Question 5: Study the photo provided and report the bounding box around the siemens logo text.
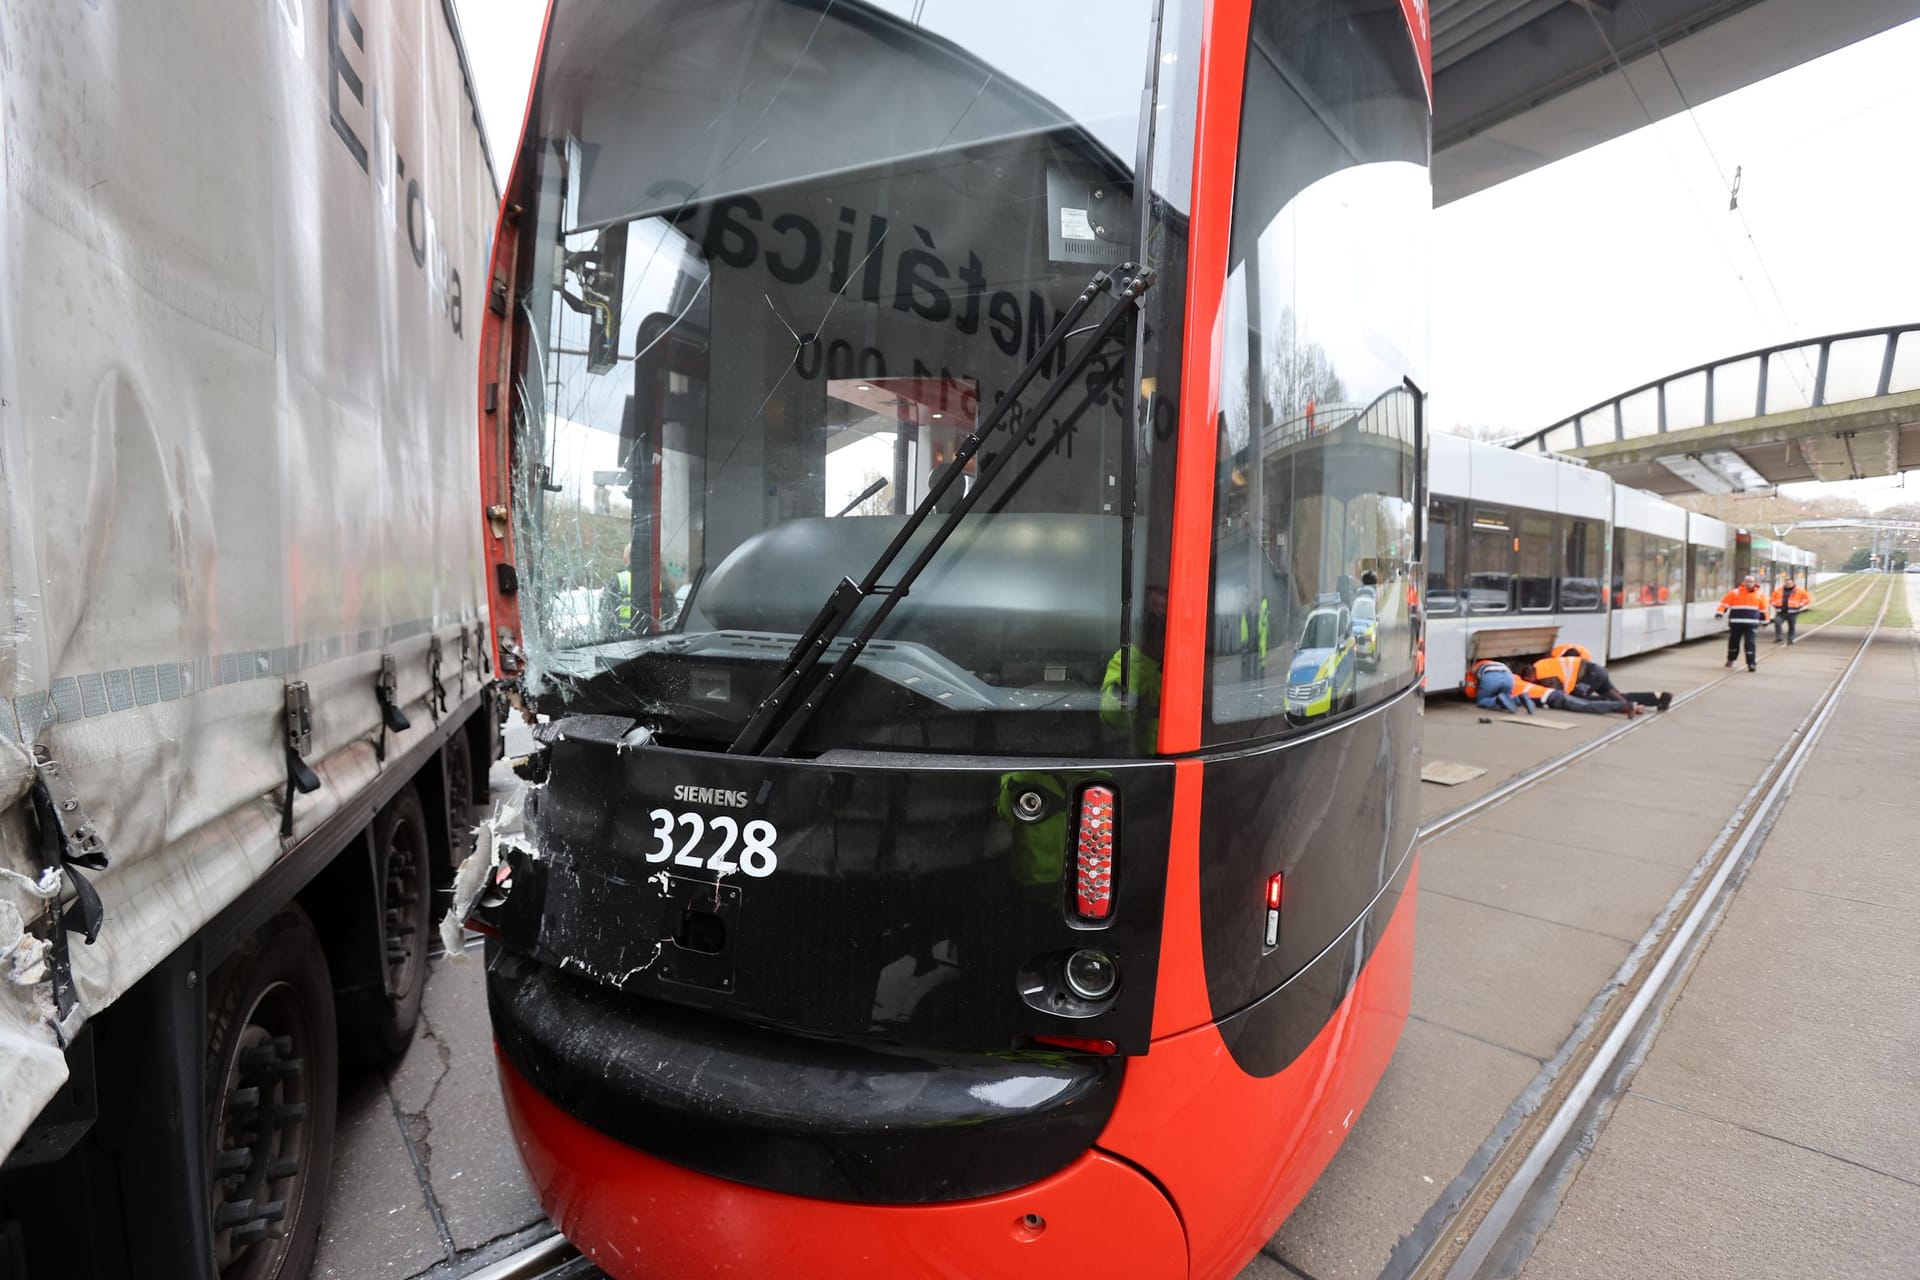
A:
[672,785,749,809]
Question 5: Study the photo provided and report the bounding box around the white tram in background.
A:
[1426,434,1819,691]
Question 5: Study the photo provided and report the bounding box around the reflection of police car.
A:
[1351,593,1380,666]
[1285,600,1356,722]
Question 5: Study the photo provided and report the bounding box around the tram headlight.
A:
[1064,948,1118,1001]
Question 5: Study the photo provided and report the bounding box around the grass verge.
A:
[1832,575,1909,629]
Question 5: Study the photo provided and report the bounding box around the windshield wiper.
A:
[728,264,1156,757]
[833,476,889,517]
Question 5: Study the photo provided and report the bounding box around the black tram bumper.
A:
[486,946,1125,1204]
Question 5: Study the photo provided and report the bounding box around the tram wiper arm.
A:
[834,476,889,517]
[732,266,1156,758]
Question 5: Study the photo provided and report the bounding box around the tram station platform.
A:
[308,578,1920,1280]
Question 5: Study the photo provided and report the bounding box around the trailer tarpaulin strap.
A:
[26,758,107,1045]
[429,636,450,725]
[375,655,414,764]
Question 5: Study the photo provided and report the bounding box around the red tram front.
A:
[472,1,1432,1275]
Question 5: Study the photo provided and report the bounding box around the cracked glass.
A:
[508,0,1165,756]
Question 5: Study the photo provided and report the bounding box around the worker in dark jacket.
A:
[1530,643,1673,712]
[1470,658,1633,716]
[1717,576,1770,671]
[1771,575,1812,645]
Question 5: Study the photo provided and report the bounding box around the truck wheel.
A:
[205,906,338,1280]
[358,786,432,1060]
[444,729,476,860]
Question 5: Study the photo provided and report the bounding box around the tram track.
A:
[1394,573,1898,1280]
[422,579,1897,1280]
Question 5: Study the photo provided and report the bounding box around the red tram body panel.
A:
[473,0,1432,1275]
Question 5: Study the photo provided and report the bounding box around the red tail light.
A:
[1265,873,1283,948]
[1074,785,1116,920]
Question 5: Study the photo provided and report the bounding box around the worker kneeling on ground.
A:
[1467,658,1628,716]
[1529,643,1672,714]
[1716,575,1770,671]
[1771,575,1811,645]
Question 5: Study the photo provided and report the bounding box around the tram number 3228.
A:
[646,808,782,877]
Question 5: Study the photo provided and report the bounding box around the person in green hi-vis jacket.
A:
[994,771,1072,890]
[997,587,1167,889]
[1102,584,1167,754]
[1237,595,1270,678]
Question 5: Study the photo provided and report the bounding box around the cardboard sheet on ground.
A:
[1421,761,1487,786]
[1497,714,1575,730]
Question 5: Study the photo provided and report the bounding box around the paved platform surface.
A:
[1520,578,1920,1280]
[312,575,1913,1280]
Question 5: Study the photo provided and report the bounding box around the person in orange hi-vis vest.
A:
[1469,657,1630,716]
[1528,642,1673,714]
[1716,575,1770,672]
[1770,574,1812,646]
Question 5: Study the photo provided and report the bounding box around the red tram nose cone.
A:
[1074,785,1117,919]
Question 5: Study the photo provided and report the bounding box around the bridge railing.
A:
[1512,323,1920,454]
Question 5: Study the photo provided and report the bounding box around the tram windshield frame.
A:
[503,0,1179,758]
[495,0,1430,758]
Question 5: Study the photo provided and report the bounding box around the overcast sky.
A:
[450,4,1920,506]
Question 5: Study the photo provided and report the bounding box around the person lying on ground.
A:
[1529,644,1673,713]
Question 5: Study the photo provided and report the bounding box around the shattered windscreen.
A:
[512,0,1162,755]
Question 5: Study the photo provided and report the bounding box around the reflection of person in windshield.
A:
[1239,596,1269,678]
[1101,585,1167,752]
[601,543,635,637]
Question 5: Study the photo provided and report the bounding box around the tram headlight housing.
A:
[1064,948,1118,1001]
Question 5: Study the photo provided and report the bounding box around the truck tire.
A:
[204,905,339,1280]
[444,728,476,861]
[343,786,432,1062]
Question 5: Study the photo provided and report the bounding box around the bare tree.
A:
[1262,308,1346,423]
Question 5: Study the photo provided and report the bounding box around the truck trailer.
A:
[0,2,501,1276]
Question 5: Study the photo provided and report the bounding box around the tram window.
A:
[1617,530,1682,606]
[1427,498,1463,617]
[1656,535,1685,603]
[1203,0,1429,743]
[1613,531,1631,607]
[1468,506,1514,614]
[1618,530,1646,606]
[1559,516,1604,611]
[1517,509,1556,611]
[1691,544,1729,602]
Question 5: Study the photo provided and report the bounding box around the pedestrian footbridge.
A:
[1510,323,1920,495]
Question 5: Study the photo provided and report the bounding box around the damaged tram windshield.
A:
[512,0,1163,755]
